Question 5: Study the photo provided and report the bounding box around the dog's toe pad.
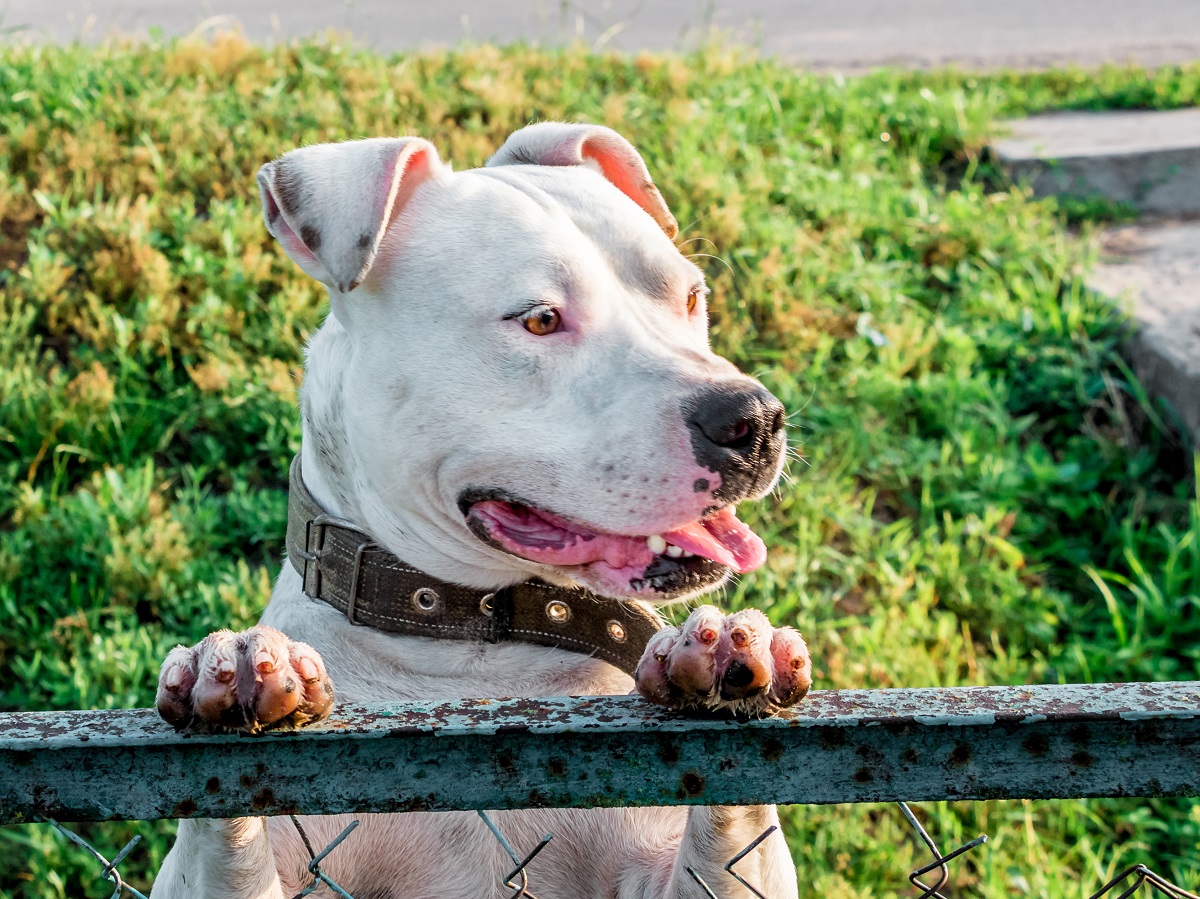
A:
[155,625,335,733]
[634,605,810,716]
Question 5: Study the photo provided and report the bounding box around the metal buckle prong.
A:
[301,517,328,598]
[346,540,379,626]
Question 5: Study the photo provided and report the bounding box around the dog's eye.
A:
[521,306,562,336]
[686,286,704,315]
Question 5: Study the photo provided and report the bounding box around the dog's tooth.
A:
[647,535,667,554]
[666,544,684,558]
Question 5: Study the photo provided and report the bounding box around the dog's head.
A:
[259,124,786,602]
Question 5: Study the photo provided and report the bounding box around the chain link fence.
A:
[38,801,1198,898]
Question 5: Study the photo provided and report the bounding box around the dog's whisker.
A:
[685,251,735,278]
[677,235,719,254]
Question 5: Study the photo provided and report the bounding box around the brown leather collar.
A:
[285,455,663,675]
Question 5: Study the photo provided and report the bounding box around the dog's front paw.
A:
[155,625,335,733]
[634,605,810,716]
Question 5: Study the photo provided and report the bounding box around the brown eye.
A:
[522,306,561,336]
[687,286,703,314]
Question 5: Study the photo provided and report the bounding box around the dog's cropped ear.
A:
[487,123,678,240]
[257,138,443,294]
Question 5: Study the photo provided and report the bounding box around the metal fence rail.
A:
[3,682,1198,825]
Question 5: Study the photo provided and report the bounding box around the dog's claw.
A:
[296,656,320,683]
[634,605,811,717]
[155,625,335,734]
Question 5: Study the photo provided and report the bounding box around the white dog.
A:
[150,123,811,898]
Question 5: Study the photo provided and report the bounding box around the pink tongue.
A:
[470,501,767,574]
[663,506,767,574]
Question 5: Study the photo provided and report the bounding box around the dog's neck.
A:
[296,318,539,592]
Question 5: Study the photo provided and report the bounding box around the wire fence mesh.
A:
[35,801,1198,898]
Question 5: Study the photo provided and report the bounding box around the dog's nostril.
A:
[687,386,786,457]
[722,660,755,692]
[719,419,755,450]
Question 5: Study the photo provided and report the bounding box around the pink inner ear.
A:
[272,212,321,267]
[382,144,435,234]
[582,141,643,206]
[260,177,321,266]
[581,135,678,239]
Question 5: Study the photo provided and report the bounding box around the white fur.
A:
[151,125,799,899]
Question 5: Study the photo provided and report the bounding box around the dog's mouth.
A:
[461,491,766,597]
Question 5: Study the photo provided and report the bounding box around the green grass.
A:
[0,34,1198,897]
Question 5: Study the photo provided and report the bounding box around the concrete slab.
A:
[993,109,1200,217]
[1087,223,1200,446]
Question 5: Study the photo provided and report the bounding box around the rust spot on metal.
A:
[205,777,221,794]
[680,771,705,797]
[173,798,197,817]
[902,748,919,765]
[657,742,681,765]
[761,737,785,761]
[1071,751,1094,767]
[547,757,566,778]
[251,787,276,811]
[495,750,518,777]
[949,743,972,766]
[854,768,873,783]
[240,774,256,789]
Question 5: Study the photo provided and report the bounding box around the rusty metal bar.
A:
[1,682,1197,825]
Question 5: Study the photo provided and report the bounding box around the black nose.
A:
[685,384,786,500]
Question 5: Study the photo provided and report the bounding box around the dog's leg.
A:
[650,805,798,899]
[151,818,285,899]
[631,605,811,898]
[150,625,336,898]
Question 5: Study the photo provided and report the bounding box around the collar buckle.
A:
[300,512,362,601]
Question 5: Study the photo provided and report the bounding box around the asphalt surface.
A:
[4,0,1200,70]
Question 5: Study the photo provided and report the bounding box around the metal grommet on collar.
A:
[606,620,627,643]
[545,600,571,624]
[412,587,440,612]
[479,593,495,617]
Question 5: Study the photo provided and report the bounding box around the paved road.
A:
[4,0,1200,70]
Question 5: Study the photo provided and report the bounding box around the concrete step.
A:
[1086,222,1200,446]
[993,108,1200,216]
